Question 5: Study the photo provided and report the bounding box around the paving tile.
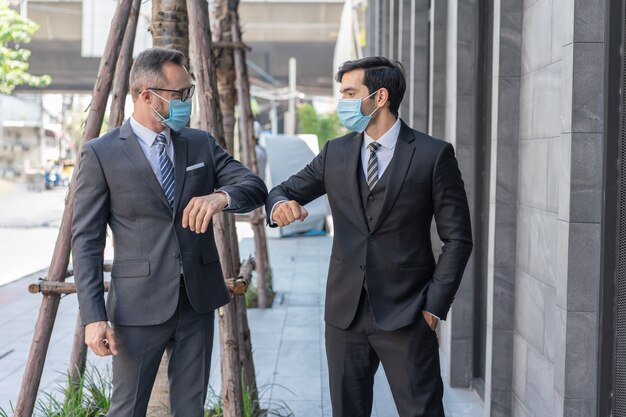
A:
[282,400,323,417]
[272,375,322,402]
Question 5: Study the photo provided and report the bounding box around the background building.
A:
[3,0,354,161]
[365,1,619,416]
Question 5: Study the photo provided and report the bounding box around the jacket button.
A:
[173,253,180,259]
[367,216,373,222]
[368,235,376,241]
[360,265,366,271]
[368,196,375,201]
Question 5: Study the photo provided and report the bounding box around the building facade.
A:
[364,1,622,416]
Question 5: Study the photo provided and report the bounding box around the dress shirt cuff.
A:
[269,200,289,226]
[424,310,442,321]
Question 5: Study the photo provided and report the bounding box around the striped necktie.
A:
[155,133,175,210]
[367,141,382,190]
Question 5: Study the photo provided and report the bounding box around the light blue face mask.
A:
[337,89,381,133]
[150,90,192,133]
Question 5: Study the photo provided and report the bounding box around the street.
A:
[0,180,68,286]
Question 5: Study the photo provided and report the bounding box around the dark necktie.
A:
[367,142,382,190]
[155,133,175,210]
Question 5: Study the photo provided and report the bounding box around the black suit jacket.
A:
[72,120,267,326]
[266,120,472,331]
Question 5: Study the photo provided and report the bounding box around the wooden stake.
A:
[67,314,87,391]
[231,12,272,308]
[74,0,139,384]
[28,263,253,296]
[109,0,142,128]
[213,41,250,50]
[13,1,134,415]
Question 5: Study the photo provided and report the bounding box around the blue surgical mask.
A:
[150,90,192,132]
[337,89,381,133]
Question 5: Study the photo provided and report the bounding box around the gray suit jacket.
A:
[72,120,267,326]
[266,120,472,331]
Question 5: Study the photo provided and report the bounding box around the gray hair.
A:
[129,48,187,100]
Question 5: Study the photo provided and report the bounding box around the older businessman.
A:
[72,47,267,417]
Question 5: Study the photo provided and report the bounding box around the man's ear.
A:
[139,89,152,104]
[377,88,390,108]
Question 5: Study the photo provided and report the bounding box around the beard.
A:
[151,101,170,124]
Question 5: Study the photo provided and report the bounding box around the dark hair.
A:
[335,56,406,117]
[129,48,188,100]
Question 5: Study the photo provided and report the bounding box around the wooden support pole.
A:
[13,2,133,416]
[214,214,245,417]
[28,260,254,296]
[231,12,272,309]
[210,0,237,157]
[67,314,87,391]
[109,0,142,128]
[213,41,251,51]
[234,294,258,410]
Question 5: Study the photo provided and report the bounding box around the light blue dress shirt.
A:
[130,116,174,187]
[129,116,230,207]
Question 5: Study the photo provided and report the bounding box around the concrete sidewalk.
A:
[0,229,483,416]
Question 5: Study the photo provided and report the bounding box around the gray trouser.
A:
[107,286,215,417]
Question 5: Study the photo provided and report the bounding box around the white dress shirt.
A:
[360,117,401,180]
[270,118,402,223]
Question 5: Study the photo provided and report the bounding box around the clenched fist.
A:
[272,200,308,227]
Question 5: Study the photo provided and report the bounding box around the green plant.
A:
[297,103,344,149]
[35,365,111,417]
[19,364,295,417]
[0,0,51,94]
[205,382,294,417]
[244,279,258,308]
[0,403,12,417]
[244,273,276,309]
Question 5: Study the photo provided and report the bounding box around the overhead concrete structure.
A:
[15,0,354,94]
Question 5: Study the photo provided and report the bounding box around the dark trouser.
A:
[107,285,215,417]
[325,290,445,417]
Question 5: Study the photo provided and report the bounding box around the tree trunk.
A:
[148,1,189,415]
[150,0,189,59]
[186,0,247,415]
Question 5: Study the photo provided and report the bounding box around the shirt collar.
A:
[363,118,401,150]
[130,116,171,147]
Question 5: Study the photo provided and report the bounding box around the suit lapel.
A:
[344,132,369,233]
[118,120,171,210]
[370,121,416,233]
[171,130,188,216]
